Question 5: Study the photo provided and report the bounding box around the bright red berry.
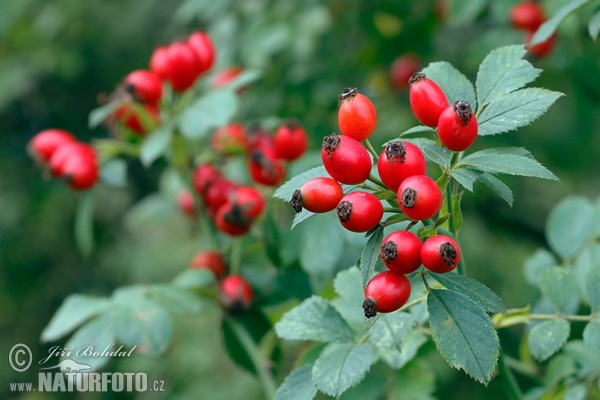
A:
[377,141,426,192]
[149,46,170,79]
[204,178,238,216]
[380,231,422,275]
[212,67,243,89]
[123,70,163,103]
[336,191,383,233]
[61,154,99,191]
[220,274,253,312]
[164,42,201,92]
[232,186,265,219]
[273,120,308,161]
[187,32,215,75]
[409,72,448,127]
[337,88,377,142]
[215,201,253,236]
[177,190,196,218]
[525,31,556,58]
[321,134,372,185]
[437,101,478,151]
[211,123,248,155]
[192,164,222,196]
[363,271,411,318]
[290,177,344,213]
[390,54,420,90]
[49,142,96,178]
[421,235,461,273]
[28,129,77,163]
[398,175,442,221]
[510,1,545,31]
[248,147,286,187]
[115,103,160,135]
[190,250,227,279]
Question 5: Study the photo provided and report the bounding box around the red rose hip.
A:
[409,72,448,127]
[390,54,420,90]
[321,133,372,185]
[377,141,427,192]
[510,1,545,31]
[337,88,377,141]
[398,175,442,221]
[274,120,308,161]
[220,275,253,312]
[336,191,383,232]
[437,101,478,151]
[363,271,411,318]
[380,230,422,275]
[190,250,227,279]
[421,235,460,273]
[123,70,163,103]
[28,129,77,163]
[290,177,343,213]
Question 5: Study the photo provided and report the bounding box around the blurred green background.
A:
[2,0,600,398]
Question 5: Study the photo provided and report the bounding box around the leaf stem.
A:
[363,138,380,161]
[498,351,523,400]
[225,316,277,399]
[367,174,386,188]
[229,238,243,275]
[383,207,403,213]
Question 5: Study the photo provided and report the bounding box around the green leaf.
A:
[524,249,557,287]
[460,147,558,180]
[546,196,594,260]
[477,88,563,136]
[74,191,95,257]
[275,365,317,400]
[291,209,316,229]
[275,296,355,342]
[451,168,481,192]
[379,330,428,369]
[427,289,499,384]
[88,100,124,129]
[423,61,477,109]
[476,45,541,107]
[399,125,435,137]
[311,343,374,397]
[531,0,590,46]
[586,266,600,311]
[146,285,206,315]
[226,69,261,92]
[539,267,580,313]
[171,269,215,289]
[368,312,415,352]
[178,89,238,139]
[63,314,116,371]
[403,138,452,168]
[390,358,436,400]
[431,273,506,314]
[447,0,487,26]
[41,294,111,342]
[583,320,600,354]
[528,318,570,362]
[274,166,328,201]
[333,267,365,331]
[112,299,173,356]
[140,126,172,167]
[358,225,384,286]
[588,10,600,40]
[99,158,127,187]
[478,173,514,206]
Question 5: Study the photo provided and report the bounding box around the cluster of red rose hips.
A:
[511,1,555,58]
[28,129,99,191]
[189,250,253,312]
[290,72,477,318]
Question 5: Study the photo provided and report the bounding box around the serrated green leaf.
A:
[275,296,355,342]
[41,295,112,342]
[478,88,563,136]
[399,125,435,137]
[99,158,127,187]
[583,320,600,354]
[63,314,116,371]
[312,343,374,397]
[275,365,317,400]
[476,45,541,107]
[171,269,215,289]
[274,166,328,201]
[88,100,124,129]
[403,138,452,168]
[451,168,481,192]
[546,196,594,260]
[524,249,557,287]
[543,353,577,388]
[460,147,557,180]
[140,126,172,167]
[586,267,600,311]
[478,173,514,206]
[112,299,172,356]
[431,273,506,314]
[178,89,238,139]
[291,209,315,229]
[369,312,415,352]
[427,289,499,384]
[358,225,384,286]
[75,191,95,257]
[333,267,365,331]
[422,61,477,108]
[379,330,428,369]
[531,0,590,46]
[539,267,580,313]
[528,318,570,361]
[589,10,600,40]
